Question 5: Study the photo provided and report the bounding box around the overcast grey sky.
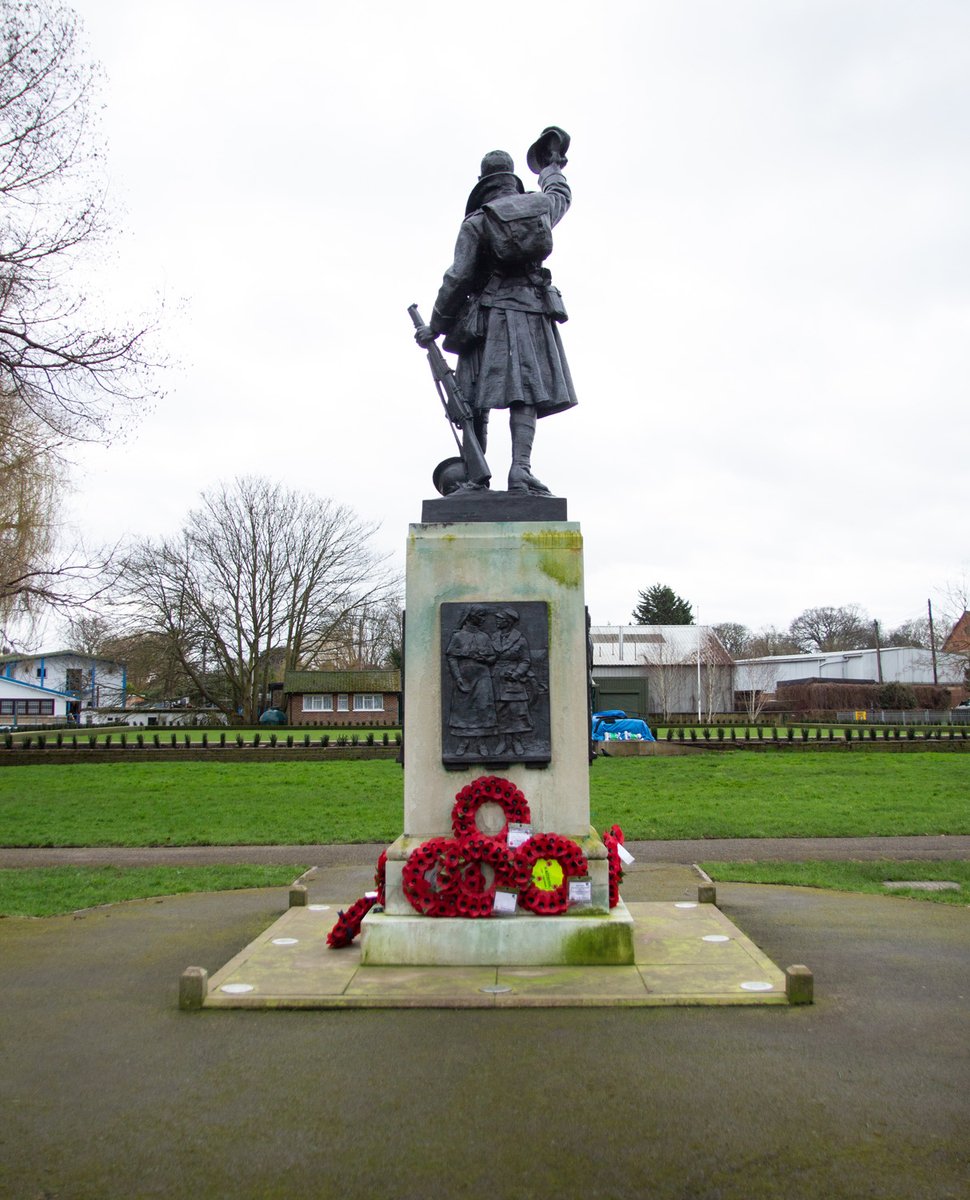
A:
[61,0,970,633]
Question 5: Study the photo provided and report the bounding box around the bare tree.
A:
[744,624,801,658]
[788,605,872,653]
[310,597,403,670]
[0,2,161,640]
[701,630,733,719]
[119,477,393,723]
[738,658,781,721]
[712,621,749,659]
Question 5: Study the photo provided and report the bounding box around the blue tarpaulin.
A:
[591,711,656,741]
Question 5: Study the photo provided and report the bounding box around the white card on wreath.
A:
[492,889,518,915]
[617,844,635,865]
[568,877,592,905]
[506,823,532,850]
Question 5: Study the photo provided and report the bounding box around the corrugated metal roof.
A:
[590,626,733,667]
[283,670,401,693]
[0,649,125,666]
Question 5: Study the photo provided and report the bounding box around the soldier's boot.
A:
[508,405,552,495]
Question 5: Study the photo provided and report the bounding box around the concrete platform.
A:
[201,898,789,1008]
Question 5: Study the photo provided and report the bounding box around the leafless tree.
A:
[701,630,733,719]
[712,621,749,659]
[788,605,872,653]
[0,2,162,639]
[743,624,801,658]
[309,597,403,670]
[119,477,393,723]
[738,658,781,721]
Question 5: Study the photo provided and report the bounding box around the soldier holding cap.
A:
[414,127,576,496]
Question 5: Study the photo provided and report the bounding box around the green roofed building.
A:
[282,670,401,727]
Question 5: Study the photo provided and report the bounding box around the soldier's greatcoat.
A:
[429,165,578,419]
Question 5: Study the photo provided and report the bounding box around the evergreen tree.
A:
[632,584,694,625]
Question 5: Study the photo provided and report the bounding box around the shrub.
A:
[383,732,390,745]
[236,733,244,747]
[38,734,47,749]
[907,727,915,740]
[394,733,402,745]
[183,733,191,748]
[690,729,697,741]
[878,681,918,710]
[845,728,852,741]
[136,733,144,748]
[201,732,208,748]
[351,734,360,746]
[286,734,293,747]
[786,727,794,741]
[24,736,33,749]
[220,732,226,747]
[366,732,375,746]
[56,732,63,748]
[153,733,161,748]
[321,734,330,747]
[702,728,711,740]
[304,734,311,747]
[90,735,98,748]
[744,727,750,740]
[71,735,78,748]
[4,733,12,749]
[253,732,261,747]
[270,733,278,747]
[336,734,348,746]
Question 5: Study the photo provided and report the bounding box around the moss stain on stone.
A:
[561,922,634,965]
[521,531,582,590]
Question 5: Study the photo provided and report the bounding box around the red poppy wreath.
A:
[401,836,464,917]
[602,824,625,909]
[327,893,376,948]
[451,775,531,840]
[516,832,589,915]
[454,831,525,918]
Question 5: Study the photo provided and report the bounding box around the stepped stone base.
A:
[360,900,635,967]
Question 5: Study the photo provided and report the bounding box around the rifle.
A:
[408,304,491,488]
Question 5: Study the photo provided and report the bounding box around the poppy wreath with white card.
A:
[515,833,589,915]
[451,775,531,841]
[602,824,625,908]
[455,831,527,918]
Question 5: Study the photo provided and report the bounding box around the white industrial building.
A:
[734,646,964,694]
[590,625,735,719]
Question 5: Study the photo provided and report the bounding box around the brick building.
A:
[282,670,401,727]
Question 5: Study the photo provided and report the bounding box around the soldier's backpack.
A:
[481,193,554,267]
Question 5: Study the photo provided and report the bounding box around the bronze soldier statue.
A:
[414,127,576,497]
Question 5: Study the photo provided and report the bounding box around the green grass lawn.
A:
[588,753,970,839]
[700,860,970,905]
[0,751,968,846]
[0,864,306,917]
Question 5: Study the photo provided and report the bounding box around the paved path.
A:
[0,876,967,1198]
[2,834,969,868]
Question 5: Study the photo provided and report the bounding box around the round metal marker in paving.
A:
[702,935,730,942]
[272,938,299,945]
[675,902,697,909]
[308,905,330,911]
[221,983,254,994]
[479,984,513,994]
[740,981,773,991]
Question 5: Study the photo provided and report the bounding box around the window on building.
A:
[40,700,54,715]
[353,693,384,711]
[337,694,349,711]
[0,700,12,714]
[302,695,333,712]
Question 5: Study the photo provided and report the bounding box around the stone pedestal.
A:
[363,517,632,964]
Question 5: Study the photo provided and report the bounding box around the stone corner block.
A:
[179,966,208,1010]
[786,964,814,1004]
[289,885,308,907]
[697,884,717,905]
